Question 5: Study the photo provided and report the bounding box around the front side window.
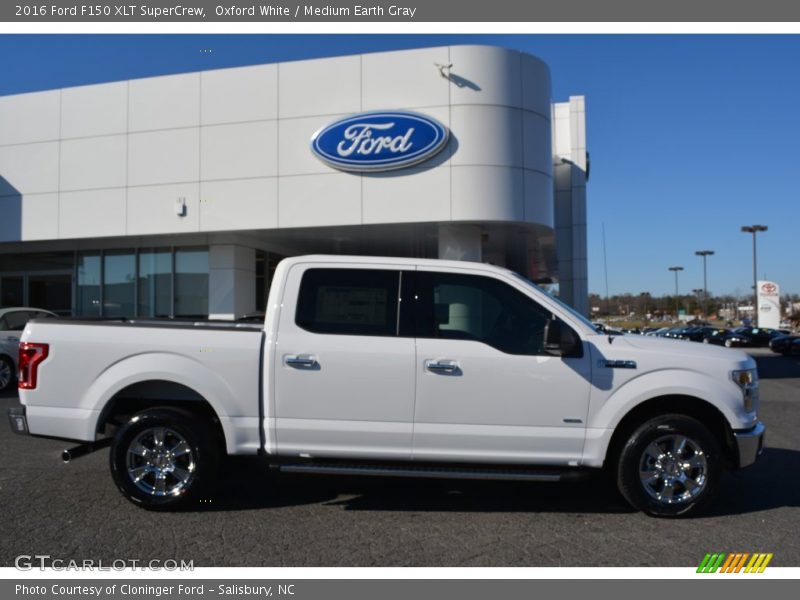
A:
[415,272,551,355]
[296,269,399,336]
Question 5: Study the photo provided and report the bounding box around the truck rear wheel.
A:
[110,408,218,510]
[616,414,722,517]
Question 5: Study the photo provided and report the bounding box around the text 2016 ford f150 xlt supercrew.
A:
[8,255,765,517]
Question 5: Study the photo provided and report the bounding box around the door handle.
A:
[7,337,20,343]
[425,359,460,374]
[285,354,318,369]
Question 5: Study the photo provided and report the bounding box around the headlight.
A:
[732,368,758,412]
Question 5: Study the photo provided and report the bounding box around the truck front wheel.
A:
[616,414,723,517]
[110,408,218,510]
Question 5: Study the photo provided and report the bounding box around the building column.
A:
[552,95,589,316]
[438,224,482,262]
[208,244,255,320]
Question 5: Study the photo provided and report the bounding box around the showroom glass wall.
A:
[76,247,209,318]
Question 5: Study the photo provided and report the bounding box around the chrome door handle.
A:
[425,359,459,374]
[285,354,318,369]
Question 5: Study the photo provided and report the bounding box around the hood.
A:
[590,333,753,366]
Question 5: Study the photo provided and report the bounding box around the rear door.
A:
[273,263,416,460]
[411,268,592,465]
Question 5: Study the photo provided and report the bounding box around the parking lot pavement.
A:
[1,349,798,568]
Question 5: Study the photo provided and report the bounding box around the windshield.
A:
[508,272,597,331]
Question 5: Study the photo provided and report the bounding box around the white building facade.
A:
[0,45,588,319]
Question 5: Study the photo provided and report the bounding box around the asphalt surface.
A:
[1,348,798,567]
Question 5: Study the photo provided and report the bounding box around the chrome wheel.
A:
[0,358,12,390]
[125,427,196,497]
[639,434,708,505]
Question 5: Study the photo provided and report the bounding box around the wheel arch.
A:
[604,395,736,470]
[96,379,227,454]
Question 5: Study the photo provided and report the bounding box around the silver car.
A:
[0,307,57,391]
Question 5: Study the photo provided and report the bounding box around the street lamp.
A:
[692,288,703,317]
[668,266,684,319]
[741,225,767,325]
[695,250,715,318]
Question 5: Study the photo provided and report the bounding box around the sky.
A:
[1,34,797,298]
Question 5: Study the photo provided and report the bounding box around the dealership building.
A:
[0,45,588,319]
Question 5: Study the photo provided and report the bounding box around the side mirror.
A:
[544,317,583,358]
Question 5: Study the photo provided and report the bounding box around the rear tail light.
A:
[18,343,49,390]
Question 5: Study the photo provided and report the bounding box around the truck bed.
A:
[18,318,264,453]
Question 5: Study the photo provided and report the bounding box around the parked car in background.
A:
[770,334,800,356]
[593,323,623,335]
[702,329,730,345]
[0,307,57,391]
[680,326,723,342]
[704,327,784,349]
[662,327,688,339]
[645,327,671,337]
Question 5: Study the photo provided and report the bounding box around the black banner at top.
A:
[4,0,800,22]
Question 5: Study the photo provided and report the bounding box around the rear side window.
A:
[296,269,400,336]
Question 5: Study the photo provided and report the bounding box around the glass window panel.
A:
[77,254,101,316]
[296,269,399,337]
[0,276,25,308]
[103,251,135,317]
[138,250,172,317]
[174,248,208,318]
[0,252,73,273]
[3,310,30,331]
[28,274,72,315]
[416,272,551,355]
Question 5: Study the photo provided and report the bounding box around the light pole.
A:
[692,288,704,317]
[668,266,684,319]
[695,250,715,318]
[741,225,767,325]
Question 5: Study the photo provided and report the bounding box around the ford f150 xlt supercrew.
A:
[8,255,765,517]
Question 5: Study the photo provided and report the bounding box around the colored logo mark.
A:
[697,552,773,573]
[311,111,449,172]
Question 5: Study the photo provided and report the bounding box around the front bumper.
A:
[8,406,28,435]
[733,421,765,468]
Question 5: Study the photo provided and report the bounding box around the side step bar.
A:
[277,463,584,482]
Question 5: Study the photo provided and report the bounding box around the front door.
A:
[412,268,592,466]
[273,264,416,460]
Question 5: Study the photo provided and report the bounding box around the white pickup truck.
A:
[9,255,764,517]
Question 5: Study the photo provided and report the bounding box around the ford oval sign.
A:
[311,111,449,172]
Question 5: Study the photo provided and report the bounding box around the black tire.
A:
[616,414,723,518]
[0,355,14,392]
[110,408,219,510]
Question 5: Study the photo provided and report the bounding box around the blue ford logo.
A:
[311,111,449,172]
